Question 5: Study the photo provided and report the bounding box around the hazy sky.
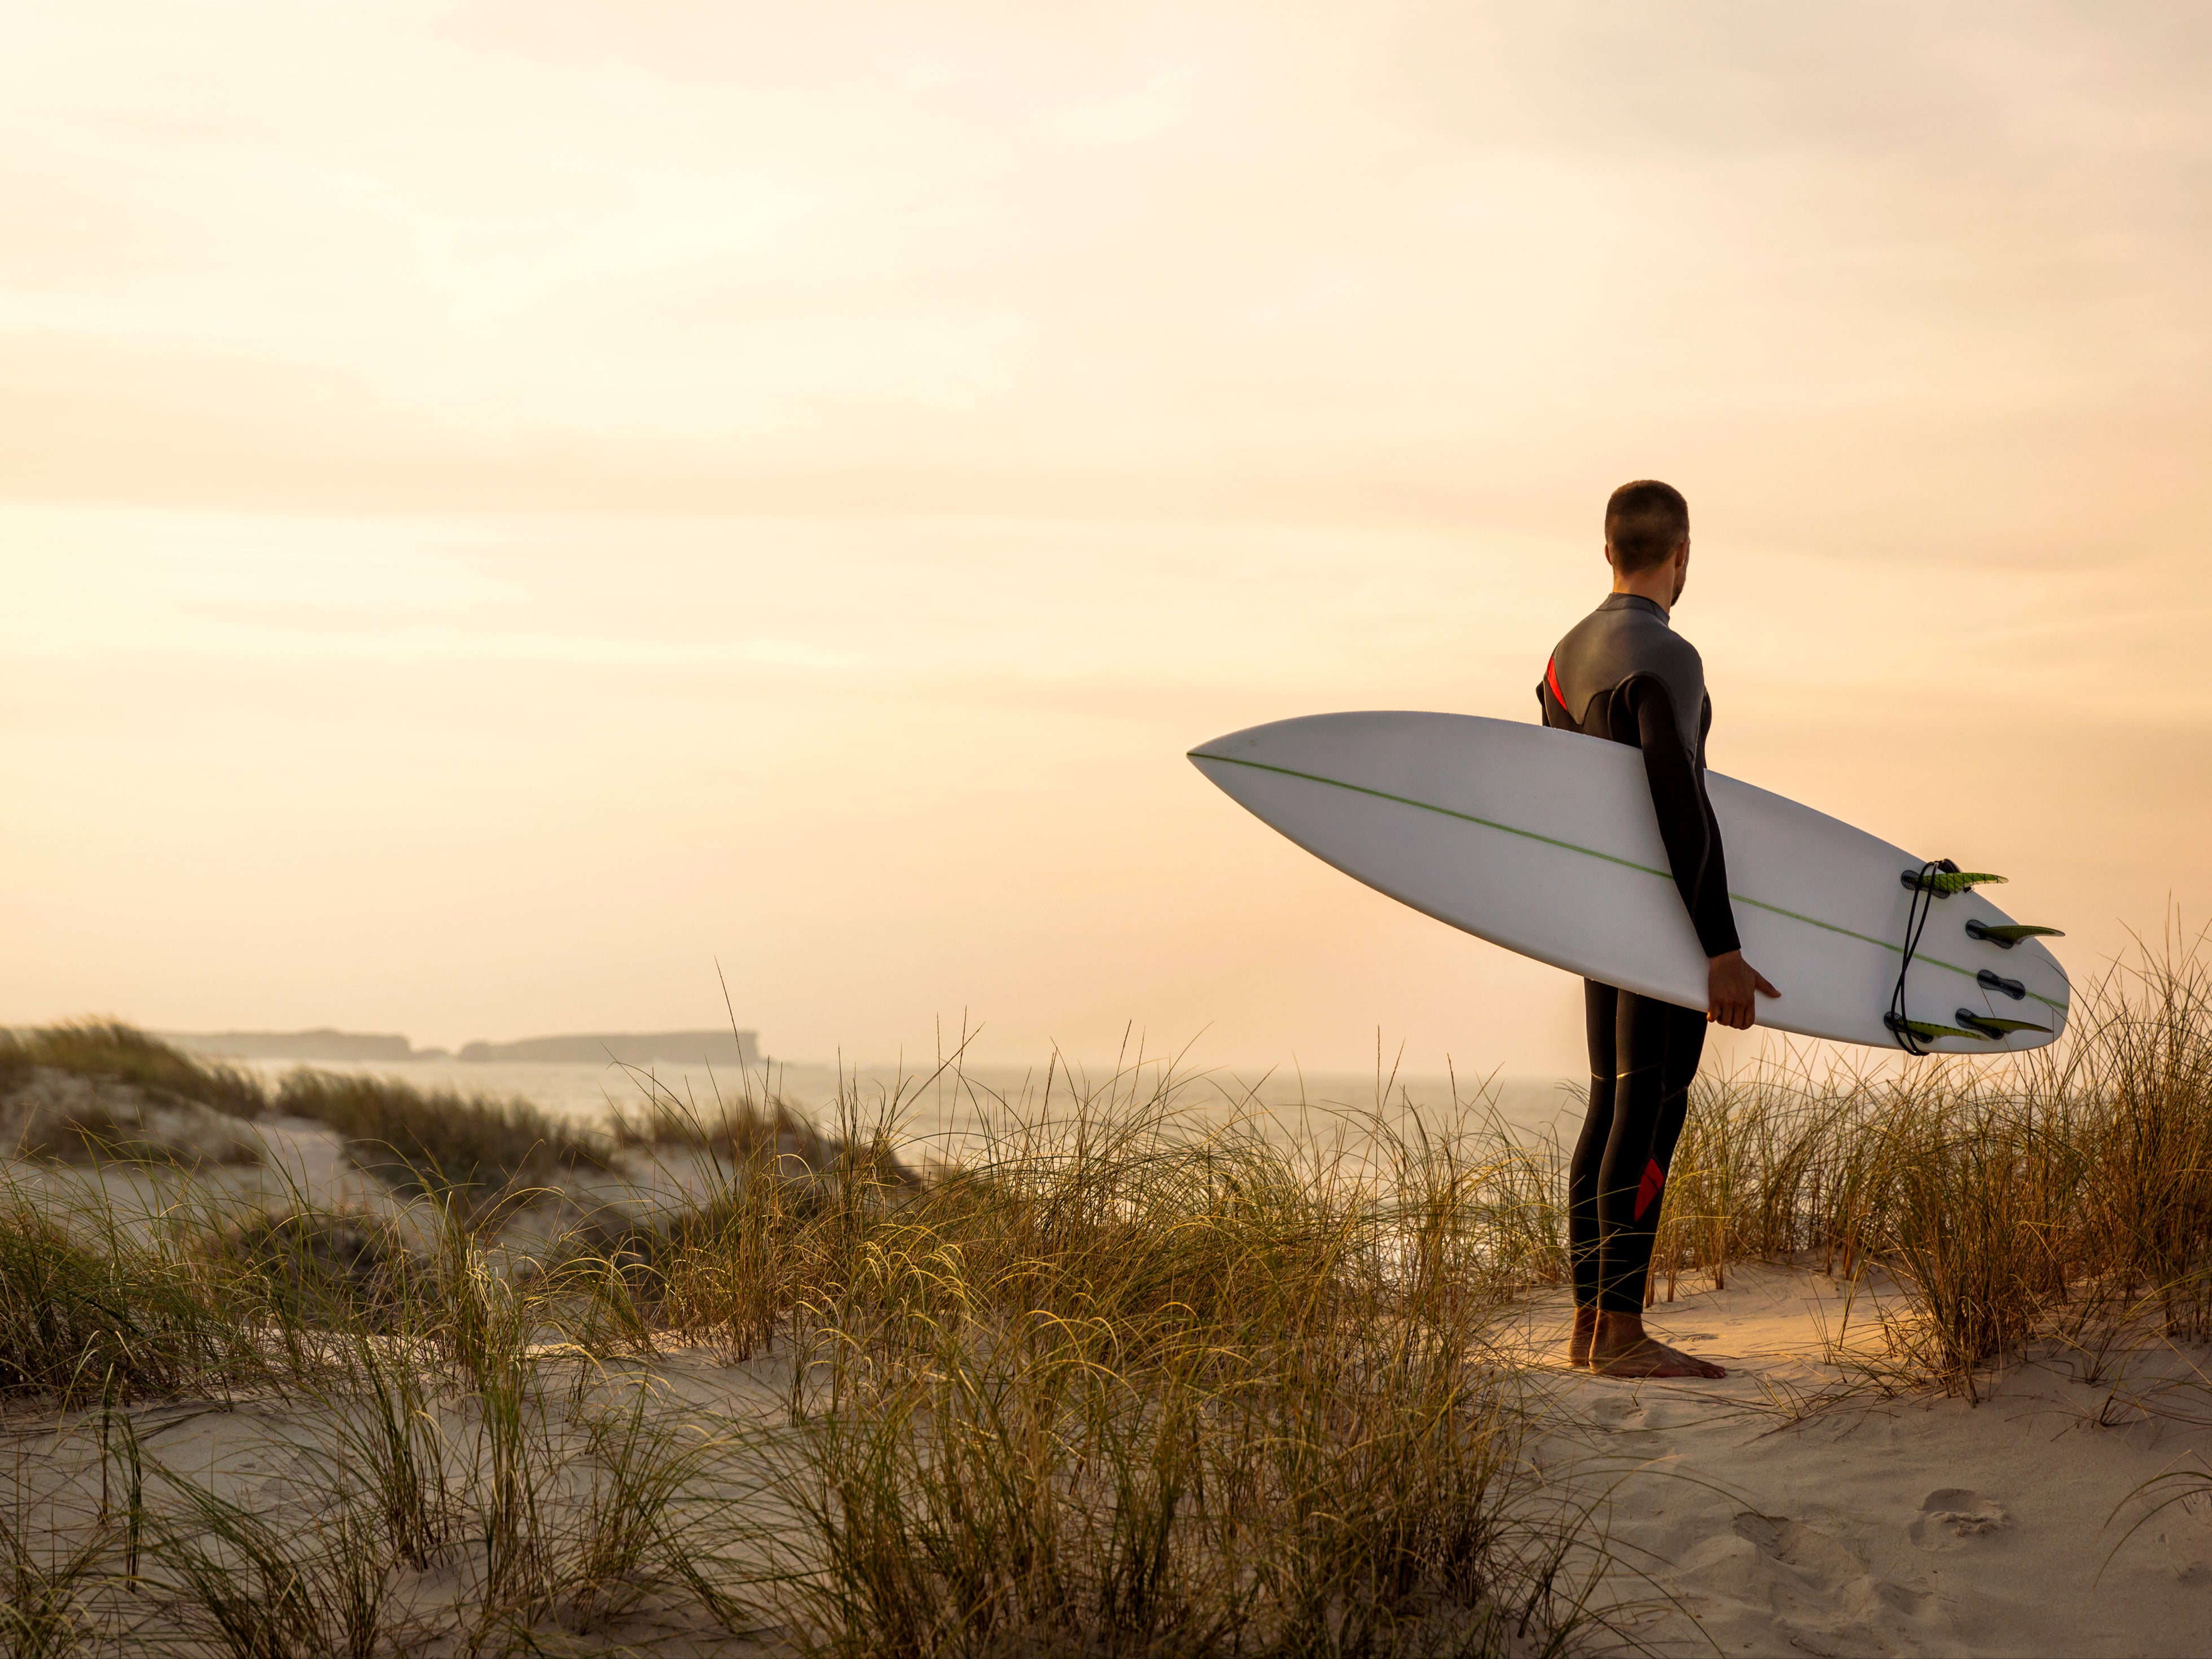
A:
[4,3,2209,1076]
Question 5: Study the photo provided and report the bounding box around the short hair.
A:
[1604,480,1689,574]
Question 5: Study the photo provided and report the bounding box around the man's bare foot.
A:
[1588,1311,1726,1379]
[1569,1305,1597,1366]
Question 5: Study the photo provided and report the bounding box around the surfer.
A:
[1538,480,1778,1380]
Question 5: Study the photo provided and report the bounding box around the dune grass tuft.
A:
[1650,931,2212,1394]
[681,1071,1589,1655]
[212,1208,415,1334]
[0,1187,248,1405]
[3,1091,262,1169]
[5,1024,621,1206]
[2,1022,267,1169]
[273,1069,611,1208]
[609,1078,925,1187]
[0,1022,267,1119]
[0,1498,106,1659]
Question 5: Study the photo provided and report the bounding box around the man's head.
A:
[1604,480,1690,606]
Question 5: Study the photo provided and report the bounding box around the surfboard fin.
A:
[1965,920,2065,949]
[1955,1010,2052,1039]
[1885,1013,1981,1044]
[1900,867,2006,898]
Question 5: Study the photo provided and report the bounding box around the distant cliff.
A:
[166,1029,424,1062]
[164,1027,763,1068]
[456,1030,760,1067]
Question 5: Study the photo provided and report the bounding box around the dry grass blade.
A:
[143,1460,393,1659]
[0,1497,107,1659]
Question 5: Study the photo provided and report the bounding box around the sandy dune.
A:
[11,1120,2211,1653]
[3,1350,794,1656]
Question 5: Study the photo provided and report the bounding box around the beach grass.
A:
[1,1022,269,1169]
[271,1068,611,1209]
[0,1021,266,1120]
[0,1056,1595,1654]
[5,932,2212,1647]
[2,1022,630,1210]
[1649,929,2212,1395]
[2,1093,262,1169]
[0,1184,253,1404]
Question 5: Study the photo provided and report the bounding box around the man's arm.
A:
[1625,679,1777,1029]
[1626,678,1738,957]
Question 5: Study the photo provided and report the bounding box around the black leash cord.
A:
[1888,857,1955,1055]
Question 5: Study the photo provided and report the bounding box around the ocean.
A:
[229,1053,1587,1165]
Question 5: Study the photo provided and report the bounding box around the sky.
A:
[3,2,2209,1076]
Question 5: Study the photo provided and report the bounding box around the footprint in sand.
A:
[1732,1512,1864,1590]
[1587,1395,1667,1451]
[1731,1512,1943,1648]
[1909,1487,2011,1548]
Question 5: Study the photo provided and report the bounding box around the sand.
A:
[1516,1266,2212,1656]
[2,1350,794,1656]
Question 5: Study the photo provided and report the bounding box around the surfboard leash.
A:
[1888,860,2058,1050]
[1885,857,1956,1056]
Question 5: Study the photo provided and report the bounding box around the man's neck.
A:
[1610,574,1673,616]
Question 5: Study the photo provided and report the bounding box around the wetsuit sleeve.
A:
[1626,678,1741,959]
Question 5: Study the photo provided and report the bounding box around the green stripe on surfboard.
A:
[1188,749,2070,1015]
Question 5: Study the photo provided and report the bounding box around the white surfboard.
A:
[1190,712,2069,1053]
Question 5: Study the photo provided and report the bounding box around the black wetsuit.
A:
[1537,594,1740,1315]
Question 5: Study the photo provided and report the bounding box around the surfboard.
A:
[1189,712,2069,1054]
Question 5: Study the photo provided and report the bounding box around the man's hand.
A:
[1707,950,1779,1030]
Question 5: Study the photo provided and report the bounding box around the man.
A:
[1537,480,1777,1380]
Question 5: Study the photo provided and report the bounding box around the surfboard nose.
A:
[1187,717,1298,762]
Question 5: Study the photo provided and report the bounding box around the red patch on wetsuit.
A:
[1634,1158,1665,1220]
[1544,655,1566,707]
